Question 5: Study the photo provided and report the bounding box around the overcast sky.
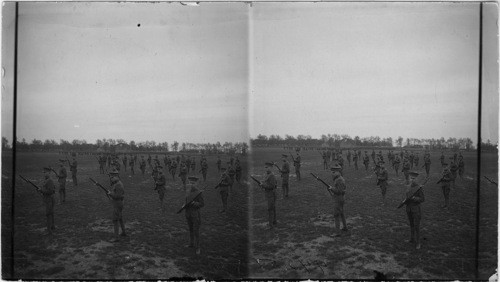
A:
[2,2,498,145]
[3,2,249,145]
[250,2,498,144]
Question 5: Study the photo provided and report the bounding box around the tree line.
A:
[3,137,248,154]
[251,134,477,150]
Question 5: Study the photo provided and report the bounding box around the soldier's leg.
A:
[113,220,119,237]
[119,219,126,236]
[414,212,421,249]
[188,218,195,246]
[406,211,415,242]
[297,169,301,181]
[193,216,201,254]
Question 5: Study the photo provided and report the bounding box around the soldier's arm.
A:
[411,189,425,203]
[108,184,124,200]
[192,194,204,208]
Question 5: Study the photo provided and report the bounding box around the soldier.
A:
[449,158,459,188]
[371,150,376,164]
[176,155,181,164]
[154,167,167,211]
[234,161,242,183]
[129,156,135,175]
[440,152,445,165]
[438,163,452,208]
[163,154,168,167]
[352,150,359,170]
[402,158,411,184]
[423,152,431,177]
[363,151,370,171]
[409,152,414,169]
[328,165,348,237]
[227,162,236,191]
[170,160,178,180]
[99,155,105,174]
[414,153,419,168]
[201,158,209,182]
[151,163,160,181]
[179,162,188,190]
[216,156,222,173]
[186,157,192,173]
[338,155,344,175]
[122,155,127,172]
[191,156,196,172]
[107,154,112,168]
[165,155,172,172]
[377,161,389,204]
[69,157,78,186]
[458,157,465,179]
[147,154,152,169]
[107,168,126,242]
[56,160,67,204]
[184,176,204,255]
[279,154,291,199]
[42,167,56,234]
[139,156,147,176]
[453,152,458,163]
[260,162,278,229]
[346,150,351,167]
[217,168,231,213]
[322,151,328,170]
[293,152,301,181]
[357,150,362,159]
[404,171,425,249]
[393,155,401,176]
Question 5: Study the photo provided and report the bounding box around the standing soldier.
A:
[184,176,204,255]
[99,155,105,174]
[107,168,127,242]
[279,155,290,199]
[163,154,168,167]
[293,152,301,181]
[56,160,67,204]
[69,157,78,186]
[449,158,459,188]
[216,156,222,173]
[122,155,127,172]
[409,152,414,169]
[393,155,401,176]
[440,152,445,165]
[423,152,431,177]
[371,150,376,164]
[322,151,328,170]
[260,162,278,229]
[357,150,362,160]
[191,156,196,173]
[154,168,167,212]
[139,156,147,176]
[438,163,452,208]
[402,158,411,184]
[176,155,181,164]
[227,162,236,192]
[107,154,112,168]
[414,153,419,168]
[338,155,344,175]
[403,171,425,249]
[328,165,348,237]
[216,168,231,213]
[235,161,242,183]
[165,156,172,172]
[170,159,178,180]
[363,152,370,171]
[147,154,152,169]
[453,152,458,163]
[129,156,135,175]
[377,161,389,204]
[42,167,56,234]
[151,163,159,181]
[179,162,188,190]
[347,150,351,167]
[201,158,209,182]
[458,156,465,179]
[186,157,192,173]
[352,150,359,170]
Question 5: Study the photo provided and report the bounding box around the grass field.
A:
[250,147,497,279]
[5,152,249,279]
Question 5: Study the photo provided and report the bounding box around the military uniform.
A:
[458,158,465,178]
[346,150,351,167]
[108,170,126,241]
[129,157,135,175]
[322,152,328,170]
[179,163,188,189]
[280,155,291,199]
[414,154,419,167]
[363,153,370,171]
[227,164,236,191]
[42,168,56,234]
[217,169,231,212]
[155,169,167,210]
[185,180,204,255]
[352,152,359,170]
[439,164,452,208]
[449,160,458,188]
[140,157,146,175]
[234,162,242,183]
[377,164,388,203]
[440,153,445,165]
[186,158,192,173]
[122,155,127,171]
[216,157,222,173]
[262,164,277,228]
[393,155,401,176]
[99,156,105,174]
[201,159,209,182]
[70,159,78,186]
[402,159,411,184]
[329,166,348,235]
[170,161,178,180]
[405,173,425,249]
[293,154,301,180]
[57,161,67,203]
[423,153,431,177]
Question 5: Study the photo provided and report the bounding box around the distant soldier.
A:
[293,152,301,181]
[170,160,178,180]
[440,152,445,165]
[260,162,278,229]
[458,157,465,179]
[165,156,172,171]
[338,155,344,175]
[216,156,222,173]
[227,162,236,191]
[147,154,152,168]
[122,155,127,172]
[322,151,328,170]
[56,160,67,203]
[414,153,419,167]
[404,171,425,250]
[235,156,240,166]
[328,165,348,237]
[191,156,196,172]
[129,157,135,175]
[107,169,127,242]
[393,155,401,176]
[216,168,231,213]
[201,159,209,182]
[402,158,411,184]
[42,167,56,234]
[371,150,376,164]
[139,156,147,175]
[438,163,452,208]
[184,177,204,255]
[346,150,351,167]
[107,154,112,168]
[69,158,78,186]
[99,155,105,174]
[186,157,192,173]
[363,152,370,171]
[279,154,291,199]
[154,167,167,211]
[423,152,431,177]
[377,162,388,204]
[409,152,414,169]
[449,158,459,188]
[352,151,359,170]
[151,163,160,181]
[155,155,160,166]
[235,161,242,183]
[453,152,458,163]
[357,150,362,159]
[163,154,168,167]
[179,162,188,190]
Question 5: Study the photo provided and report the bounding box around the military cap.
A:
[408,171,419,177]
[281,154,288,158]
[265,162,274,166]
[330,165,342,170]
[188,176,199,182]
[108,168,119,175]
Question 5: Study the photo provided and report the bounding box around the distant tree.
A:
[172,141,179,152]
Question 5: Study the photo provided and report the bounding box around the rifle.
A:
[19,175,42,194]
[89,178,111,199]
[484,176,498,186]
[250,175,264,188]
[289,153,296,162]
[310,173,334,197]
[397,177,429,209]
[176,190,203,214]
[273,163,284,174]
[49,167,60,178]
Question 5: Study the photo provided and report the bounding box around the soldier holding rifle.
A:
[42,167,56,234]
[400,171,426,250]
[55,160,67,204]
[216,168,231,213]
[423,151,431,177]
[69,157,78,186]
[292,152,301,181]
[256,163,278,229]
[437,162,452,208]
[201,158,209,182]
[329,165,348,236]
[363,151,370,171]
[352,150,359,170]
[277,154,290,199]
[107,168,127,242]
[181,176,204,255]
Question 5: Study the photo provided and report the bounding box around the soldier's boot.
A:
[119,220,127,236]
